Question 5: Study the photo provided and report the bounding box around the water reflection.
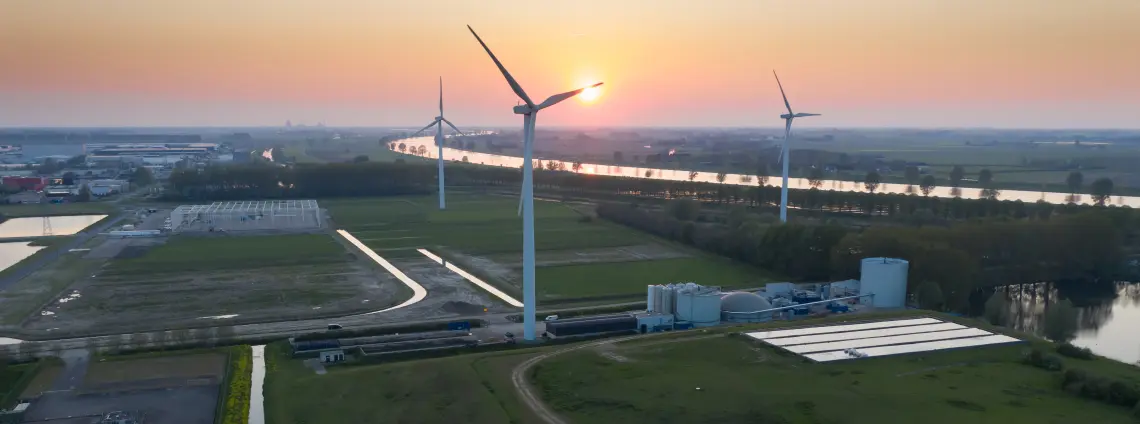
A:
[0,241,46,272]
[996,282,1140,363]
[397,137,1140,207]
[0,215,107,238]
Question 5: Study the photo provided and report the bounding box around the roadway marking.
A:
[417,248,523,308]
[337,230,428,315]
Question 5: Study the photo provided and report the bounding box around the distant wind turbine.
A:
[468,25,602,341]
[411,77,465,210]
[773,71,820,223]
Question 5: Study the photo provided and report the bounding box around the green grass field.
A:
[104,234,349,275]
[0,202,117,218]
[263,311,1140,424]
[0,361,40,409]
[535,257,775,300]
[263,342,538,424]
[532,319,1140,424]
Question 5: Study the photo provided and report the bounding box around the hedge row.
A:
[1023,347,1140,417]
[218,346,253,424]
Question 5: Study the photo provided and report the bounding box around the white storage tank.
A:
[765,282,795,296]
[647,285,659,312]
[661,286,675,315]
[674,285,721,327]
[859,257,909,308]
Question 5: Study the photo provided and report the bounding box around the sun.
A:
[579,85,602,103]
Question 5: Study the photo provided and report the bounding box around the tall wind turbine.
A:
[468,25,602,341]
[773,71,819,223]
[411,77,464,210]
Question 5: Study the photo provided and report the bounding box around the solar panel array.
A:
[744,317,1020,362]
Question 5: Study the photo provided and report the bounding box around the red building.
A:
[2,176,49,191]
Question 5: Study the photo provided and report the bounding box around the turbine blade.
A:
[411,120,438,137]
[467,25,534,107]
[794,112,821,117]
[536,82,604,110]
[773,70,793,115]
[439,77,444,115]
[442,118,463,136]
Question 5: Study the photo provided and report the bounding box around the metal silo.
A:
[674,284,721,327]
[859,257,909,308]
[661,286,675,315]
[647,285,658,312]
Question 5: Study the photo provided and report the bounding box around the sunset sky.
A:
[1,0,1138,128]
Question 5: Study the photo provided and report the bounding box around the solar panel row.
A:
[745,317,942,340]
[803,334,1022,362]
[762,322,966,346]
[742,317,1022,362]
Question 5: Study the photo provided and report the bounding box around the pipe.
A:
[721,293,875,315]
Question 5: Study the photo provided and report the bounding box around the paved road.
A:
[0,213,125,291]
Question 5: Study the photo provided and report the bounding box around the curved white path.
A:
[249,345,266,424]
[337,229,428,315]
[417,248,523,307]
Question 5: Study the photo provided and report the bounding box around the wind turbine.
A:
[468,25,602,341]
[773,71,819,223]
[411,77,464,210]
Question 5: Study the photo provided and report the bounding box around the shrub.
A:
[1063,368,1088,387]
[1023,348,1063,371]
[1057,343,1094,360]
[1133,400,1140,419]
[1108,380,1140,407]
[220,346,253,424]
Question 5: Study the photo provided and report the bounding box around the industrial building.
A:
[168,199,322,232]
[541,257,912,338]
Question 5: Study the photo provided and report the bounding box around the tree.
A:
[644,169,654,178]
[716,172,727,184]
[36,158,62,175]
[1066,171,1083,194]
[417,145,427,156]
[613,151,623,163]
[756,164,770,187]
[461,156,469,163]
[808,167,824,189]
[398,143,406,152]
[75,185,92,202]
[739,175,752,184]
[1043,299,1079,343]
[688,170,698,181]
[352,155,369,163]
[61,171,78,185]
[949,165,965,187]
[917,175,935,196]
[1090,177,1114,205]
[864,171,881,193]
[916,281,944,310]
[978,168,994,186]
[904,166,921,185]
[983,291,1009,326]
[572,162,583,173]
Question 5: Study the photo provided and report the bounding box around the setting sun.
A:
[579,85,602,103]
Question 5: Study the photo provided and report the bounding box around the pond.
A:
[0,241,46,273]
[0,215,108,238]
[993,282,1140,364]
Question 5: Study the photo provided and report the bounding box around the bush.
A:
[219,345,252,424]
[1133,400,1140,419]
[1056,343,1094,360]
[1023,348,1063,371]
[1063,368,1088,386]
[1109,380,1140,407]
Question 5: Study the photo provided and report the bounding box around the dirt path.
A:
[511,332,727,424]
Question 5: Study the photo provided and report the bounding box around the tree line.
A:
[597,200,1134,313]
[166,162,433,201]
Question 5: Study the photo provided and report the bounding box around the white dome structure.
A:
[720,292,774,323]
[720,292,773,312]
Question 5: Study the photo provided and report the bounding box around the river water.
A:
[997,282,1140,364]
[0,215,108,238]
[398,137,1140,207]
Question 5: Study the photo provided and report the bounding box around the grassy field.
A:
[532,318,1140,424]
[103,234,349,275]
[0,237,104,326]
[535,257,775,300]
[0,202,117,218]
[263,311,1140,424]
[263,342,538,424]
[325,194,777,303]
[0,360,46,409]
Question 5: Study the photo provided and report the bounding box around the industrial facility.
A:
[168,199,323,232]
[543,257,911,338]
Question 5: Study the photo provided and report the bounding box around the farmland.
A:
[16,233,408,335]
[324,194,778,305]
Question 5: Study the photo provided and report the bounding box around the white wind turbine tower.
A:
[774,71,820,223]
[411,77,465,210]
[468,25,602,341]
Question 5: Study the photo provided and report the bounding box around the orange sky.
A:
[1,0,1138,128]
